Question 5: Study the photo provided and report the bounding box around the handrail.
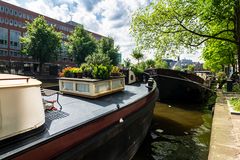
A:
[0,77,30,83]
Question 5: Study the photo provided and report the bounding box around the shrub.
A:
[230,97,240,111]
[58,67,82,78]
[70,67,82,74]
[92,64,111,79]
[80,63,94,78]
[85,52,112,66]
[59,67,72,77]
[216,72,226,82]
[131,66,144,82]
[110,66,122,76]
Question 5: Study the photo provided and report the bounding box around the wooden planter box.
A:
[59,77,125,98]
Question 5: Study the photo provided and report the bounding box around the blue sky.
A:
[4,0,201,62]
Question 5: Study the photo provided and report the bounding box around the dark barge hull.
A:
[56,94,157,160]
[145,68,213,104]
[0,84,158,160]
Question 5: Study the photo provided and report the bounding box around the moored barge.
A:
[0,74,158,160]
[144,68,214,104]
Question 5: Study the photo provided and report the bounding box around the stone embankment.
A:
[208,91,240,160]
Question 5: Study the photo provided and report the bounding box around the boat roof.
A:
[0,74,41,88]
[0,83,151,159]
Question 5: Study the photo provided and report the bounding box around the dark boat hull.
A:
[5,84,158,160]
[154,75,209,104]
[145,68,205,84]
[145,69,213,104]
[56,94,157,160]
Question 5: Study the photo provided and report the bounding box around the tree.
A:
[145,59,155,68]
[202,40,237,72]
[187,64,195,72]
[131,48,144,64]
[123,58,131,68]
[131,0,240,71]
[97,37,120,65]
[154,54,169,69]
[20,16,62,74]
[85,52,111,66]
[67,25,97,65]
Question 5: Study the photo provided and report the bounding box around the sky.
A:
[3,0,201,62]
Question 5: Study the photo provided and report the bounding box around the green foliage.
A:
[224,83,240,93]
[80,63,94,78]
[70,67,82,74]
[131,48,144,63]
[20,16,62,73]
[59,67,83,78]
[155,56,168,69]
[85,52,111,66]
[216,72,226,82]
[203,40,237,72]
[97,37,120,65]
[233,83,240,92]
[187,64,195,72]
[174,66,182,71]
[92,64,111,79]
[131,0,239,70]
[61,67,72,77]
[131,65,144,80]
[155,60,168,69]
[123,58,131,68]
[67,25,97,65]
[145,59,155,68]
[111,66,120,73]
[230,97,240,112]
[110,66,122,76]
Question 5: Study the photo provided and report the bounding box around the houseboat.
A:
[0,74,158,160]
[144,68,214,104]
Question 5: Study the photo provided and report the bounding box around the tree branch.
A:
[188,38,210,47]
[177,19,237,44]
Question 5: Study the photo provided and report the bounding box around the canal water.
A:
[133,102,212,160]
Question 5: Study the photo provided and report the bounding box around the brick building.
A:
[0,1,105,75]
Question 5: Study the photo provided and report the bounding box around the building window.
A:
[0,27,8,48]
[10,51,19,57]
[0,6,4,12]
[9,9,13,15]
[10,19,13,26]
[18,12,22,18]
[10,30,21,50]
[4,18,8,24]
[4,7,8,14]
[0,49,7,56]
[23,13,26,19]
[14,20,17,26]
[14,10,17,16]
[0,17,4,24]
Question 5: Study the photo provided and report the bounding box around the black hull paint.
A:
[154,75,210,104]
[55,92,157,160]
[145,69,213,104]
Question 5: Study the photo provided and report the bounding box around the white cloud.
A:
[3,0,151,61]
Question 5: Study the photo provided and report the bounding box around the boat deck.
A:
[0,83,150,159]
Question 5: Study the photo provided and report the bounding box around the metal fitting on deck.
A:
[147,78,154,91]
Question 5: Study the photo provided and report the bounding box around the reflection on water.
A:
[133,102,212,160]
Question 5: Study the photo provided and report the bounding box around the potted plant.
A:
[59,64,125,98]
[59,67,73,78]
[71,67,83,78]
[110,66,122,77]
[92,65,111,80]
[80,63,94,78]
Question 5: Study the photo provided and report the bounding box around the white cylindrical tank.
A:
[0,74,45,140]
